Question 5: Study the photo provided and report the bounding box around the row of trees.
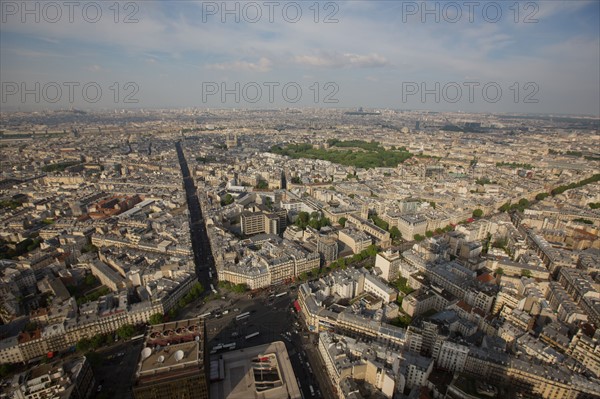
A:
[76,333,115,352]
[500,172,599,216]
[168,282,205,318]
[368,213,402,241]
[413,225,455,242]
[530,174,600,206]
[300,245,380,280]
[498,198,530,213]
[295,211,331,230]
[218,281,249,293]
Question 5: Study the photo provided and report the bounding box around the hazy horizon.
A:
[1,1,599,115]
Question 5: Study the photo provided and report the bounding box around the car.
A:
[233,308,240,312]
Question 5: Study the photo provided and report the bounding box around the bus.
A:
[309,385,315,396]
[275,292,286,298]
[210,284,217,294]
[198,312,211,319]
[222,343,236,351]
[236,312,250,321]
[245,332,259,340]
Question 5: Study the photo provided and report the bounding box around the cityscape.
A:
[1,2,600,399]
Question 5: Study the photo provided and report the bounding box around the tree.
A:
[536,193,549,201]
[498,202,511,212]
[472,209,483,218]
[264,197,273,210]
[221,194,234,206]
[116,324,136,340]
[390,226,401,240]
[338,217,347,227]
[425,230,434,238]
[255,180,268,189]
[521,269,533,278]
[84,273,97,286]
[0,364,13,378]
[413,234,424,242]
[495,267,504,276]
[76,338,91,352]
[149,313,164,325]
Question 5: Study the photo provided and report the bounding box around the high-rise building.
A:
[133,317,209,399]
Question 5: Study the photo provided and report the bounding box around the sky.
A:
[1,0,599,115]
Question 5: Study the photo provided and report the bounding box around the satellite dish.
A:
[157,355,165,363]
[141,348,152,360]
[174,350,184,362]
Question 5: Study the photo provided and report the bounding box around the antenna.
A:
[174,350,184,362]
[157,355,165,363]
[141,347,152,360]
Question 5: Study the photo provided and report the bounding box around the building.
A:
[374,250,402,282]
[13,356,95,399]
[133,317,209,399]
[338,228,372,254]
[398,214,427,240]
[363,274,398,304]
[240,210,287,236]
[317,235,339,264]
[209,341,301,399]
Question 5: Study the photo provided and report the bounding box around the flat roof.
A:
[210,341,301,399]
[138,341,200,377]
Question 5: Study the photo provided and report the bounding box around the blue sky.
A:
[1,1,598,115]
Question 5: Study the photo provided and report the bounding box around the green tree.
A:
[390,226,401,240]
[76,338,91,352]
[255,180,268,189]
[0,364,13,378]
[116,324,136,340]
[221,194,234,206]
[338,217,347,227]
[413,234,424,241]
[149,313,164,325]
[84,274,97,286]
[495,267,504,276]
[498,202,511,212]
[521,269,533,278]
[472,209,483,218]
[536,193,549,201]
[264,197,273,210]
[425,230,434,238]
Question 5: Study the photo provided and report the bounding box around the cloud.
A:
[294,52,390,68]
[86,64,105,72]
[206,57,272,72]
